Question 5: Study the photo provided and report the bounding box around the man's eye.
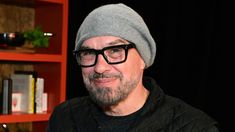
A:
[109,48,122,53]
[80,51,95,56]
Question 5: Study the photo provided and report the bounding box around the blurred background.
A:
[67,0,231,131]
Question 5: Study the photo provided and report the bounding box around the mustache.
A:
[89,73,122,80]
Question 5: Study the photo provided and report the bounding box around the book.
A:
[42,93,48,112]
[29,77,35,114]
[11,74,35,114]
[12,93,22,112]
[35,78,44,113]
[0,78,12,114]
[14,70,37,113]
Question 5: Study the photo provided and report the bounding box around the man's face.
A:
[81,36,145,106]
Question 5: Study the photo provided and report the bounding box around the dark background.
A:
[67,0,230,131]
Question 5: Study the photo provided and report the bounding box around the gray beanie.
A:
[75,3,156,68]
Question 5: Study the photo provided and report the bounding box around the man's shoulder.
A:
[161,95,219,131]
[47,97,94,131]
[55,96,92,113]
[164,95,213,120]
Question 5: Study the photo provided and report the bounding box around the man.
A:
[47,3,219,132]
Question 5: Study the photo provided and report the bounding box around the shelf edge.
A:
[0,52,63,62]
[0,113,50,123]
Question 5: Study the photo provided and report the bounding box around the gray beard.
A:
[84,73,138,106]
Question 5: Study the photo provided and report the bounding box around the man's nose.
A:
[94,54,112,73]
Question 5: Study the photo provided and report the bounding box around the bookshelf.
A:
[0,0,68,131]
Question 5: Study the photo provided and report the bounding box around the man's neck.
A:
[102,85,149,116]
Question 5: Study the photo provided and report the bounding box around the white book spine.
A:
[42,93,48,112]
[36,78,44,113]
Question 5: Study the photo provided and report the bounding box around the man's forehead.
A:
[81,36,129,48]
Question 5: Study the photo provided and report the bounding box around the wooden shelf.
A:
[0,0,68,130]
[0,52,64,62]
[0,113,50,123]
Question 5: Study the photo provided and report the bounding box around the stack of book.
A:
[0,71,47,114]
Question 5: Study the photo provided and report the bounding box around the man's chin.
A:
[90,95,120,106]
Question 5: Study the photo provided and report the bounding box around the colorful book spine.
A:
[28,76,35,114]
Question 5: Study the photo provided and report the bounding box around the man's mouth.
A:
[93,77,117,84]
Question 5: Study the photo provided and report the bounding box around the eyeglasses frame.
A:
[73,43,136,67]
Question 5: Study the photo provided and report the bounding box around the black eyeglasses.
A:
[73,43,136,67]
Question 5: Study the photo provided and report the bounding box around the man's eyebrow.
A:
[79,46,92,50]
[107,39,128,45]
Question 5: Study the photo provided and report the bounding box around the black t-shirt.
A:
[96,108,142,132]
